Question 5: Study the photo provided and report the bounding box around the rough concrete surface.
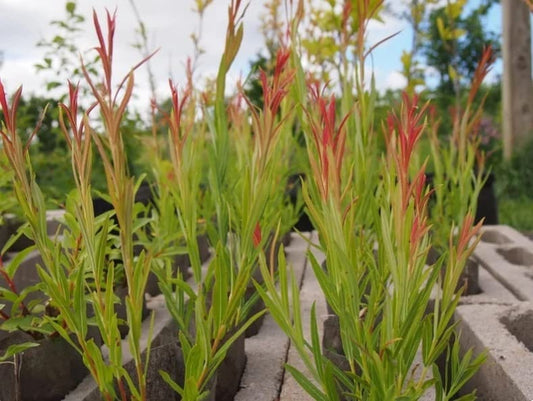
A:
[233,313,290,401]
[236,232,312,401]
[279,236,326,401]
[459,256,518,305]
[455,303,533,401]
[475,225,533,302]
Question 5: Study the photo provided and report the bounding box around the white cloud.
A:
[0,0,501,111]
[0,0,265,112]
[384,70,407,90]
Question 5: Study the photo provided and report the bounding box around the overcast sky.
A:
[0,0,501,114]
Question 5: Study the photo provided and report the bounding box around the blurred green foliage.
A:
[0,95,150,208]
[3,0,531,234]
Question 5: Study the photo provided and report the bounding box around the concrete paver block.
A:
[459,256,519,305]
[454,302,533,401]
[279,235,325,401]
[233,313,290,401]
[474,226,533,302]
[18,225,533,400]
[236,232,311,401]
[63,297,177,400]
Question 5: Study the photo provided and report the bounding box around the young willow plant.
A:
[258,0,485,399]
[260,89,484,401]
[381,95,485,401]
[1,10,158,401]
[145,1,298,399]
[428,45,494,253]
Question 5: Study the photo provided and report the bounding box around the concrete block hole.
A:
[500,309,533,352]
[497,246,533,266]
[480,229,512,245]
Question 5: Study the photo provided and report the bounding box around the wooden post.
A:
[502,0,533,159]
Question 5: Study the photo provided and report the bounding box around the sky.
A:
[0,0,502,114]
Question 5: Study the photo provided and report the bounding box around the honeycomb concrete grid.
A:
[9,225,533,400]
[454,302,533,401]
[475,225,533,301]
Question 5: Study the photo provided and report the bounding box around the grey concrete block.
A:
[475,226,533,302]
[63,297,181,401]
[235,232,311,401]
[0,331,87,401]
[216,331,246,401]
[459,255,518,305]
[233,313,289,401]
[45,209,66,236]
[454,302,533,401]
[280,234,325,401]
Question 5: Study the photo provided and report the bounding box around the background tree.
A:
[35,1,99,99]
[421,0,500,101]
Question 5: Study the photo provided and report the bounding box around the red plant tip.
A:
[411,167,432,212]
[228,92,245,128]
[341,0,352,42]
[274,48,291,81]
[67,81,80,113]
[0,79,8,127]
[468,45,494,106]
[456,214,483,258]
[386,92,428,210]
[58,81,84,149]
[92,8,117,92]
[166,169,176,183]
[260,47,294,117]
[150,98,157,112]
[168,79,191,144]
[342,0,352,21]
[0,80,23,138]
[409,215,426,251]
[253,222,262,248]
[307,83,349,201]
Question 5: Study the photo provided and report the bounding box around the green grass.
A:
[498,196,533,232]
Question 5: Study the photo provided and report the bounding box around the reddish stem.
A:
[0,265,18,295]
[117,377,128,401]
[0,260,31,317]
[0,309,9,320]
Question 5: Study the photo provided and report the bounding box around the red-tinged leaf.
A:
[0,81,23,137]
[468,45,494,106]
[253,222,262,248]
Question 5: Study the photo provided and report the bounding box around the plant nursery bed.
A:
[6,227,533,400]
[60,233,318,401]
[272,226,533,401]
[445,225,533,400]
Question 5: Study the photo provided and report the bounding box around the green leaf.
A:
[0,342,40,362]
[0,315,35,332]
[436,17,447,41]
[66,1,76,14]
[159,370,184,396]
[285,364,327,401]
[448,65,458,83]
[4,245,37,277]
[46,82,62,91]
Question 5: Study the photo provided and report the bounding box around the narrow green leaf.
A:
[285,364,327,401]
[0,342,40,362]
